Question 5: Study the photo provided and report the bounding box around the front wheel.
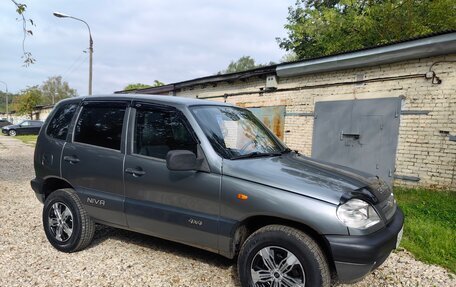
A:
[43,189,95,252]
[238,225,330,287]
[8,129,16,136]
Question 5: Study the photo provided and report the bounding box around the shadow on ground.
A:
[89,224,240,285]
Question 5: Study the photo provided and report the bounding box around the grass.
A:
[394,186,456,274]
[15,135,38,145]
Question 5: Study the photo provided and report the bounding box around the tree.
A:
[11,0,35,66]
[222,56,257,74]
[152,80,165,87]
[0,91,17,114]
[14,87,42,119]
[123,80,165,91]
[218,56,276,74]
[40,76,78,105]
[277,0,456,60]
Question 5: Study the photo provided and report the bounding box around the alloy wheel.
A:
[48,202,74,242]
[250,246,305,287]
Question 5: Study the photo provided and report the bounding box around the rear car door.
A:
[61,101,128,226]
[18,121,33,135]
[123,103,221,252]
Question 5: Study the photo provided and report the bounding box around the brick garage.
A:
[118,32,456,190]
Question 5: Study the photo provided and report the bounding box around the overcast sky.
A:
[0,0,293,95]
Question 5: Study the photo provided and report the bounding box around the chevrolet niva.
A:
[32,95,403,287]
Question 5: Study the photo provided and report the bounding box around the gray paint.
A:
[312,98,401,185]
[277,32,456,77]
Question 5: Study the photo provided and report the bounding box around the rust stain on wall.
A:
[248,106,286,140]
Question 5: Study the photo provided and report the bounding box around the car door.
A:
[18,121,32,135]
[124,103,221,252]
[31,121,43,134]
[61,101,128,226]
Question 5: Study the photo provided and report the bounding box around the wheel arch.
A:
[231,215,336,274]
[42,176,74,199]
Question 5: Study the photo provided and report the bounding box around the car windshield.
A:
[191,106,287,159]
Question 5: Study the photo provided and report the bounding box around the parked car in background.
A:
[0,119,12,128]
[32,95,403,287]
[2,120,44,136]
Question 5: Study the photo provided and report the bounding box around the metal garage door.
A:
[312,97,402,184]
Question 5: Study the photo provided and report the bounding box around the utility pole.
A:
[53,12,93,95]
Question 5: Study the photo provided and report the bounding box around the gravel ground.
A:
[0,135,454,287]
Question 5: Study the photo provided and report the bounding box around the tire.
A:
[42,188,95,252]
[238,225,330,287]
[8,129,16,136]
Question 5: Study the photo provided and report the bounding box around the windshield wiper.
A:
[281,148,292,154]
[231,151,282,160]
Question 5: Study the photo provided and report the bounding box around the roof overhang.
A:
[277,32,456,77]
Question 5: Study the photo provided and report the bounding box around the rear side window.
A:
[47,103,78,140]
[74,103,126,150]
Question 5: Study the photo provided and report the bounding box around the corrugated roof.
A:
[115,30,456,94]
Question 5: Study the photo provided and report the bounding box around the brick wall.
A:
[172,54,456,189]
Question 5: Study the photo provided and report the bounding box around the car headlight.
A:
[336,199,381,229]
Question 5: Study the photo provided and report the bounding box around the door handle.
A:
[63,155,80,164]
[125,167,146,177]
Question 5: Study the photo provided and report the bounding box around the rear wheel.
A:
[8,129,16,136]
[238,225,330,287]
[43,189,95,252]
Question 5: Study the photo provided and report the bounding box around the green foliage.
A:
[394,187,456,273]
[222,56,257,74]
[152,80,165,87]
[40,76,77,105]
[13,87,42,119]
[11,0,35,65]
[15,135,37,145]
[278,0,456,59]
[219,56,277,74]
[0,92,17,114]
[124,80,165,91]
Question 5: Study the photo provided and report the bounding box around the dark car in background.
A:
[0,119,13,128]
[2,120,44,136]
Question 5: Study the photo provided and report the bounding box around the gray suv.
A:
[32,95,404,287]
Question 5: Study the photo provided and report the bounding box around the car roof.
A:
[63,94,234,108]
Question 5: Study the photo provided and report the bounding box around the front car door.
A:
[123,103,221,252]
[31,121,43,134]
[61,101,128,227]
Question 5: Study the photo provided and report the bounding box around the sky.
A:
[0,0,293,95]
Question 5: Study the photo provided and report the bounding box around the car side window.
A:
[47,103,78,140]
[21,121,30,126]
[134,107,197,159]
[74,103,126,151]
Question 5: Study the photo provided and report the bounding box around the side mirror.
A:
[166,150,197,171]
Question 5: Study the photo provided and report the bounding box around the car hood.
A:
[222,152,381,205]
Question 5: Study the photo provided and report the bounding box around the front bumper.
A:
[2,129,9,135]
[326,208,404,283]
